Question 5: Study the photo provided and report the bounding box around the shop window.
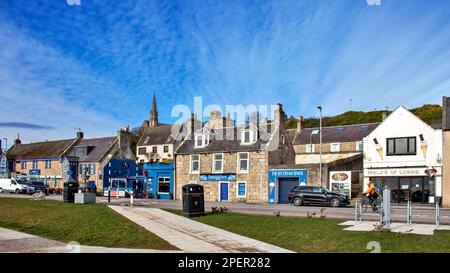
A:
[190,154,200,173]
[237,152,249,173]
[138,147,146,155]
[213,153,223,173]
[158,177,171,193]
[387,137,416,156]
[237,181,247,197]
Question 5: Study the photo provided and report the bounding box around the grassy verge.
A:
[0,197,177,250]
[166,209,450,253]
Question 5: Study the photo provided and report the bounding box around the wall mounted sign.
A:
[199,174,236,181]
[364,167,441,177]
[29,169,41,175]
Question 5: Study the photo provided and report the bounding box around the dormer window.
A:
[75,146,88,156]
[241,129,257,145]
[194,134,209,148]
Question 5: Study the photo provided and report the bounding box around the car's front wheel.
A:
[293,197,303,206]
[15,188,20,194]
[330,198,341,207]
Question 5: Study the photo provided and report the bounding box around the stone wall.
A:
[175,151,269,203]
[13,159,63,189]
[442,131,450,207]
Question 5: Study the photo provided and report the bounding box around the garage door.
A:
[278,177,300,204]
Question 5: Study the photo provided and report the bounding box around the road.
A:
[1,193,449,225]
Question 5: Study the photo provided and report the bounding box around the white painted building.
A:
[363,106,442,204]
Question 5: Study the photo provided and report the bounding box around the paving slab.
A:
[0,227,179,253]
[108,205,293,253]
[341,221,450,235]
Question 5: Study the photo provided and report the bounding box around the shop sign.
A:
[269,169,306,177]
[0,157,6,173]
[329,171,351,197]
[200,174,236,181]
[365,167,440,177]
[29,169,41,175]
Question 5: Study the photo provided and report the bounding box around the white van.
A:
[0,178,28,194]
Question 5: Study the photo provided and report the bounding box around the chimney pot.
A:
[76,131,84,139]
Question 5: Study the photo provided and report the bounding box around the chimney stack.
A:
[443,96,450,130]
[76,131,84,139]
[13,134,21,146]
[297,115,305,132]
[117,129,134,159]
[381,111,388,121]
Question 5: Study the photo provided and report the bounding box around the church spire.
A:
[149,91,158,127]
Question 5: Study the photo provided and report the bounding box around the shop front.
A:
[268,169,307,204]
[364,166,441,204]
[143,162,174,200]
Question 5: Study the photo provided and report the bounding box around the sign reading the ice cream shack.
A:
[364,167,441,177]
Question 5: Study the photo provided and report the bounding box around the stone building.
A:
[6,134,79,190]
[175,104,296,203]
[441,96,450,207]
[65,128,137,192]
[136,94,185,164]
[6,129,137,193]
[290,118,378,198]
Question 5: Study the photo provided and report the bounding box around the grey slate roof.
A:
[68,136,116,162]
[293,123,379,145]
[176,125,273,154]
[137,124,177,146]
[7,139,76,159]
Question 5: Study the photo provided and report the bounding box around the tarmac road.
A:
[1,193,449,225]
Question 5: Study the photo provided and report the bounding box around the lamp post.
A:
[2,138,7,151]
[317,105,323,188]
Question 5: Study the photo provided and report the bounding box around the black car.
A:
[288,186,350,207]
[26,182,47,194]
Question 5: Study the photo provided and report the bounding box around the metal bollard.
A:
[355,202,358,224]
[130,191,134,207]
[407,201,412,225]
[436,201,440,228]
[107,187,111,203]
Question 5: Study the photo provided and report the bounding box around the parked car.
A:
[0,178,28,194]
[288,185,350,207]
[25,182,47,194]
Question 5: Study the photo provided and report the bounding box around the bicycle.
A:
[361,194,380,213]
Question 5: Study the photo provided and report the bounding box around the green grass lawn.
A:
[167,210,450,253]
[0,197,177,250]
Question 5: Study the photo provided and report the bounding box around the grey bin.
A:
[63,182,79,203]
[182,184,205,217]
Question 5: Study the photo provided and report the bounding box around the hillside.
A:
[286,104,442,129]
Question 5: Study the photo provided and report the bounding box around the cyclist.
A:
[363,181,379,212]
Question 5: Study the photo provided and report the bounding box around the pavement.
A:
[0,227,180,253]
[340,220,450,235]
[109,206,293,253]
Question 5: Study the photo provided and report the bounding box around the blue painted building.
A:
[103,158,142,191]
[143,162,175,199]
[268,169,307,204]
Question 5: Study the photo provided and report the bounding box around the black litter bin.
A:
[63,182,79,203]
[182,184,205,217]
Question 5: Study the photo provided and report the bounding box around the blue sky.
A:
[1,0,450,144]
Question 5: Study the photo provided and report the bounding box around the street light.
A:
[317,106,323,188]
[2,138,7,151]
